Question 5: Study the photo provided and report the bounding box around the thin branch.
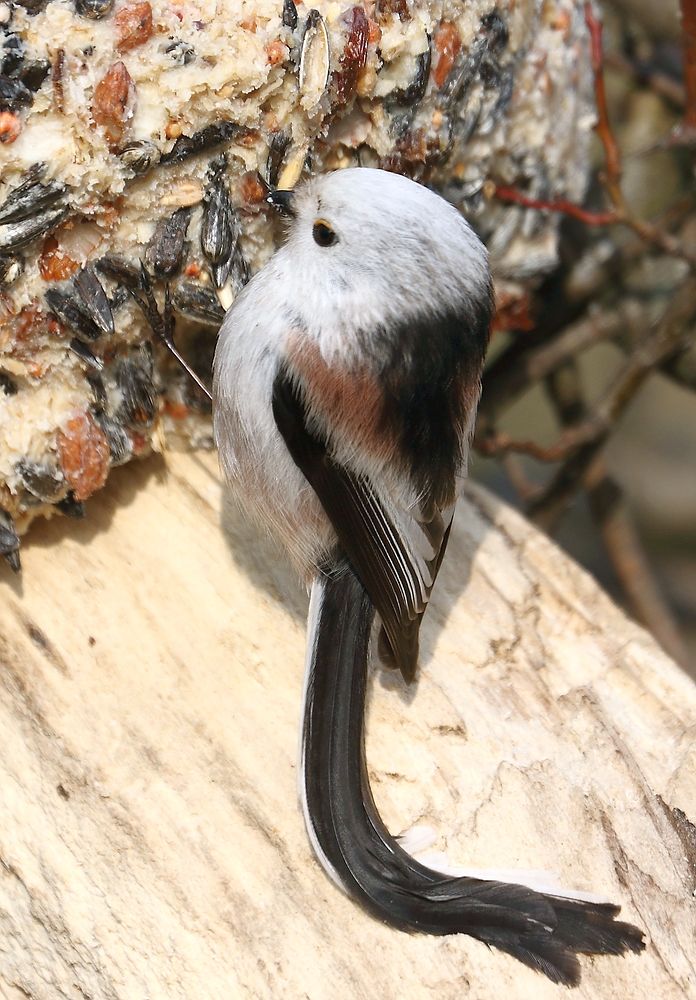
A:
[493,186,617,226]
[680,0,696,132]
[540,361,689,668]
[586,467,691,669]
[585,1,624,208]
[526,276,696,526]
[478,308,625,424]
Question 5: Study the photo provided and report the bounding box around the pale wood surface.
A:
[1,450,694,1000]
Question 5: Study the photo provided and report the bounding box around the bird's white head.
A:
[266,168,491,362]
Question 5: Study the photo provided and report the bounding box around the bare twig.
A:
[527,276,696,527]
[478,308,626,424]
[493,186,616,226]
[584,2,623,208]
[540,361,689,667]
[586,467,691,669]
[680,0,696,133]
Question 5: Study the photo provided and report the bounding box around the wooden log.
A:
[0,450,694,999]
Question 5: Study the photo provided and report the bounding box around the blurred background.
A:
[473,0,696,675]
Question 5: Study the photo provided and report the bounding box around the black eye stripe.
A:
[313,220,338,247]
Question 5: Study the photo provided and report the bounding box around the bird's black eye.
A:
[312,219,337,247]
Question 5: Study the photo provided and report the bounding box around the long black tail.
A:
[300,560,645,986]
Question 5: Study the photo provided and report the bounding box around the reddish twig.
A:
[494,7,696,268]
[681,0,696,132]
[584,2,623,208]
[493,186,617,226]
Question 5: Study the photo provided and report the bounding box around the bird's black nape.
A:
[300,559,646,987]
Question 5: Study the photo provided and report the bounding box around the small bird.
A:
[212,167,644,985]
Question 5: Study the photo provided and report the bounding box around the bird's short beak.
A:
[266,189,296,217]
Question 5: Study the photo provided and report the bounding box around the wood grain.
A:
[0,450,694,1000]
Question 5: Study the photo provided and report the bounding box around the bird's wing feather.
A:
[272,365,452,681]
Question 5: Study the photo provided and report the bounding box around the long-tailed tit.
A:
[212,168,644,984]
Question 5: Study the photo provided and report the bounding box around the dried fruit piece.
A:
[332,6,369,107]
[39,235,79,281]
[266,39,288,65]
[115,1,153,52]
[433,22,461,89]
[92,61,135,148]
[239,170,266,205]
[0,110,20,143]
[57,411,111,501]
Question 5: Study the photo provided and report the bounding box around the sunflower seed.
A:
[56,492,85,518]
[0,73,32,110]
[282,0,297,30]
[95,254,142,289]
[1,33,25,76]
[390,42,431,106]
[86,370,107,408]
[69,337,104,369]
[95,413,132,465]
[171,280,225,326]
[201,156,239,287]
[118,139,160,174]
[20,59,50,92]
[15,460,67,503]
[116,347,156,427]
[15,0,52,11]
[299,10,330,112]
[0,371,17,394]
[0,169,65,224]
[109,285,130,312]
[0,204,69,252]
[45,286,102,340]
[266,130,291,187]
[228,246,249,295]
[160,120,246,166]
[74,265,114,336]
[75,0,113,18]
[164,38,195,66]
[145,206,191,278]
[0,509,20,573]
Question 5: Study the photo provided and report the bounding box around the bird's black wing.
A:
[272,365,452,682]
